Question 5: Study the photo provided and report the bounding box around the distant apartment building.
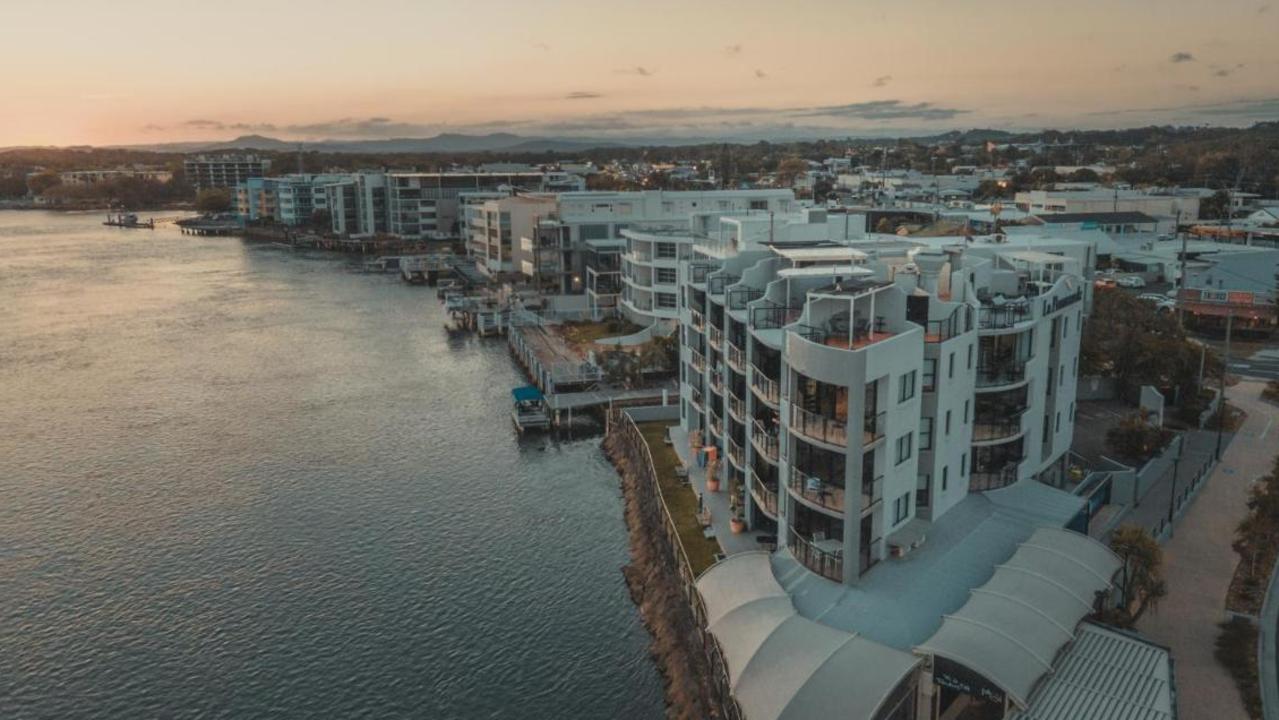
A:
[185,154,270,191]
[59,168,173,186]
[465,195,558,278]
[233,174,350,226]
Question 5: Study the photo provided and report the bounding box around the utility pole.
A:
[1215,312,1232,461]
[1166,435,1181,536]
[1177,209,1188,328]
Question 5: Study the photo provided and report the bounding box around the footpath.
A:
[1137,380,1277,720]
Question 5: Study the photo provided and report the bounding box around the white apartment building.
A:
[670,214,1165,720]
[184,154,270,191]
[59,168,173,186]
[465,195,559,279]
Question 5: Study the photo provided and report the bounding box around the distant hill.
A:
[114,133,652,154]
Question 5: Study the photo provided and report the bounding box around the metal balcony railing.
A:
[791,406,847,447]
[972,417,1024,442]
[789,527,843,583]
[750,368,780,405]
[726,342,746,373]
[751,419,779,463]
[751,469,779,517]
[727,437,745,469]
[689,308,705,331]
[727,392,747,422]
[689,349,706,373]
[863,411,886,446]
[788,466,845,513]
[861,475,884,512]
[708,325,724,348]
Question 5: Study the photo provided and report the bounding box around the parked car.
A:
[1117,275,1146,288]
[1137,293,1167,304]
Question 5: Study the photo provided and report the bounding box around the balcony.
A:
[727,391,747,422]
[789,527,843,583]
[708,325,724,348]
[863,411,886,447]
[710,372,724,396]
[727,436,746,469]
[975,362,1027,389]
[751,469,779,518]
[791,406,848,447]
[970,465,1019,491]
[728,286,764,311]
[751,419,779,463]
[708,409,724,437]
[708,274,740,297]
[788,466,844,513]
[750,303,801,330]
[978,303,1032,330]
[795,319,895,351]
[972,417,1024,442]
[689,387,705,412]
[726,342,746,373]
[750,368,780,406]
[689,348,706,373]
[690,308,705,331]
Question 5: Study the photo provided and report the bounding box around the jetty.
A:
[177,216,240,236]
[104,213,154,229]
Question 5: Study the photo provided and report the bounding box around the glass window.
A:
[948,352,955,378]
[580,223,609,241]
[655,267,677,285]
[942,465,949,491]
[919,417,933,450]
[656,292,677,309]
[961,453,968,478]
[967,344,973,369]
[945,410,952,434]
[922,358,937,392]
[655,242,677,259]
[898,370,916,403]
[895,433,913,465]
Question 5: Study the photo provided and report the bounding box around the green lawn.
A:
[637,421,722,576]
[558,319,642,347]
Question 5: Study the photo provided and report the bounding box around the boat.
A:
[511,385,551,433]
[103,213,154,229]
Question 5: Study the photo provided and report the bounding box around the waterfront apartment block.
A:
[58,168,174,186]
[184,154,271,191]
[671,210,1174,720]
[680,213,1090,585]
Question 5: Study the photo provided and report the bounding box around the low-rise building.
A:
[185,154,270,191]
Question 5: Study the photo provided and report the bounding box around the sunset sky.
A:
[2,0,1277,146]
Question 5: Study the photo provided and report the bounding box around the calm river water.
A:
[0,211,663,719]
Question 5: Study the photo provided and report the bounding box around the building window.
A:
[945,410,952,435]
[967,344,974,369]
[895,433,913,465]
[1056,412,1061,432]
[963,400,969,424]
[922,358,937,392]
[941,465,949,491]
[893,493,911,524]
[919,417,933,450]
[948,352,955,378]
[655,267,677,285]
[917,475,931,509]
[899,370,916,403]
[961,453,968,478]
[656,292,677,309]
[655,242,677,260]
[750,199,769,211]
[1063,316,1070,337]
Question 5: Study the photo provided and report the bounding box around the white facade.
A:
[184,154,270,191]
[679,217,1092,586]
[1015,188,1201,222]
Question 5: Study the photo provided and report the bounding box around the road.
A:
[1136,379,1279,720]
[1231,347,1279,382]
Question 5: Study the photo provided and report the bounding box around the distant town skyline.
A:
[3,0,1278,147]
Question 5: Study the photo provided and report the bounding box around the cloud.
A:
[872,75,892,88]
[724,44,742,56]
[796,100,968,121]
[1170,51,1195,63]
[538,117,638,132]
[565,91,602,100]
[616,66,655,77]
[754,69,767,79]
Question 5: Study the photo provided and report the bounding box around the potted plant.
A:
[705,457,720,492]
[728,473,746,533]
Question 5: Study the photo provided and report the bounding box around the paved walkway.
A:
[1137,380,1278,720]
[669,426,767,556]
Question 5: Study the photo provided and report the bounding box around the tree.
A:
[1105,410,1169,465]
[1200,189,1231,220]
[1110,526,1167,624]
[195,188,232,213]
[775,156,809,188]
[26,172,61,195]
[1068,168,1100,183]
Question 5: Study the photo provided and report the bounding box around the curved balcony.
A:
[708,409,724,438]
[970,465,1019,491]
[709,372,724,397]
[750,469,779,519]
[750,369,780,407]
[788,466,844,514]
[689,386,705,412]
[977,302,1032,330]
[727,391,747,423]
[727,436,746,469]
[750,419,779,464]
[975,362,1028,390]
[791,406,847,449]
[689,308,705,332]
[708,325,725,348]
[726,342,746,373]
[788,527,843,583]
[972,417,1025,443]
[689,348,706,374]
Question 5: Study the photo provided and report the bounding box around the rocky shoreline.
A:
[602,429,719,720]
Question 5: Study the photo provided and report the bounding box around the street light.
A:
[1166,433,1182,537]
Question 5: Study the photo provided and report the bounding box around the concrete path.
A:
[1137,379,1278,720]
[669,426,767,556]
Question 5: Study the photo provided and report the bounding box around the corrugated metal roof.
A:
[1010,623,1174,720]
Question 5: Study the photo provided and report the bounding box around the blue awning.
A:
[512,386,543,402]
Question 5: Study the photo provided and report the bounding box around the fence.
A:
[608,409,743,720]
[1148,455,1217,543]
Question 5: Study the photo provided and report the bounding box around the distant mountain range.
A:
[108,133,724,154]
[103,129,1031,155]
